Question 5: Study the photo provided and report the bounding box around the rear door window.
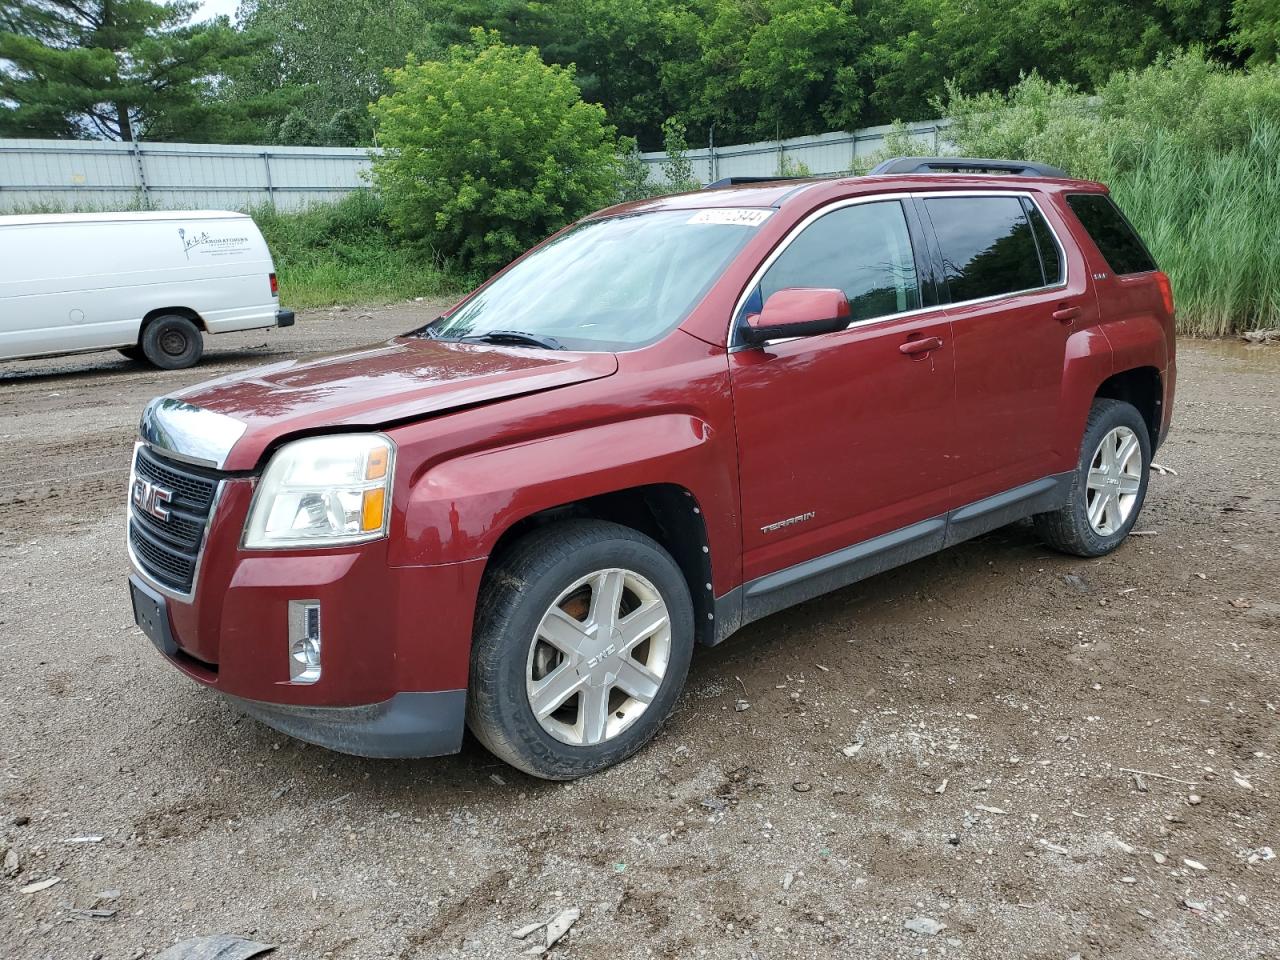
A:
[924,195,1045,302]
[1024,199,1064,285]
[742,199,922,325]
[1065,193,1156,275]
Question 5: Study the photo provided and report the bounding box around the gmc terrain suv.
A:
[127,157,1176,779]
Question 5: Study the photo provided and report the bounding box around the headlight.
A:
[243,434,394,549]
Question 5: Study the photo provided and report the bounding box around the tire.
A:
[1034,398,1152,557]
[466,519,695,780]
[118,346,144,361]
[140,314,204,370]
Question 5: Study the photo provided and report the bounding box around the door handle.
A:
[899,336,943,355]
[1052,305,1082,323]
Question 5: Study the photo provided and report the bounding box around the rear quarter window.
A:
[1065,193,1157,275]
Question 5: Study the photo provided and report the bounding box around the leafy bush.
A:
[615,136,657,202]
[657,117,701,193]
[939,51,1280,334]
[370,30,621,272]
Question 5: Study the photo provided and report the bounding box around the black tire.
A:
[466,519,695,780]
[1034,398,1152,557]
[118,346,144,361]
[140,314,204,370]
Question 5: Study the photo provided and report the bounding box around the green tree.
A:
[227,0,436,145]
[0,0,243,140]
[1232,0,1280,64]
[370,30,621,271]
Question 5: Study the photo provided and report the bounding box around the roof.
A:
[0,210,250,228]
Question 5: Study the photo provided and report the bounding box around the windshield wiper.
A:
[459,330,563,350]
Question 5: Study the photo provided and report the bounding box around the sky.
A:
[196,0,241,22]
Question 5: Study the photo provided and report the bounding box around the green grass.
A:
[248,193,468,309]
[1111,120,1280,337]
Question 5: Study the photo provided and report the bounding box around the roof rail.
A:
[868,156,1069,178]
[705,175,805,188]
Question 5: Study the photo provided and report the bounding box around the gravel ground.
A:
[1,304,1277,960]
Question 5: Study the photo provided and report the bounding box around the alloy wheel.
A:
[525,568,672,746]
[1086,425,1143,535]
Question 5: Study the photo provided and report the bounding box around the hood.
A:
[166,336,618,471]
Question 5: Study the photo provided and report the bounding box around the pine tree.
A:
[0,0,241,140]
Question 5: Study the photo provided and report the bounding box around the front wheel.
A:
[466,520,694,780]
[1035,398,1151,557]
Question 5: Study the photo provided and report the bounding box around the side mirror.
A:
[743,288,850,344]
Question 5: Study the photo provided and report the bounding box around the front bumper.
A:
[230,690,466,758]
[128,468,486,757]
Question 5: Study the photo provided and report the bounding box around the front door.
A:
[729,198,957,585]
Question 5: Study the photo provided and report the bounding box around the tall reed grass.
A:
[1111,120,1280,336]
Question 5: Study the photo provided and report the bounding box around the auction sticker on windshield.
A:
[688,209,774,227]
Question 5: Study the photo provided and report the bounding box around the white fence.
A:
[640,119,952,183]
[0,139,373,212]
[0,118,951,212]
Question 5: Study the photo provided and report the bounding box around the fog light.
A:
[288,601,321,683]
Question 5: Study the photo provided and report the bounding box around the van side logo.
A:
[132,478,173,521]
[760,511,815,534]
[178,227,249,260]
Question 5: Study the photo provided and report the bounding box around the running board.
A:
[711,473,1072,644]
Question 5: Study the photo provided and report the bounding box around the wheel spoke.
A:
[538,607,590,657]
[529,662,584,719]
[1104,495,1122,532]
[614,658,662,704]
[1118,474,1141,495]
[618,599,668,650]
[1098,436,1116,471]
[579,684,610,745]
[1115,433,1140,471]
[1087,490,1108,527]
[589,570,626,631]
[1087,467,1110,491]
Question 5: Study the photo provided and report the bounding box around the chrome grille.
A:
[128,444,222,596]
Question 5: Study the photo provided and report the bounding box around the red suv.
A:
[127,157,1176,779]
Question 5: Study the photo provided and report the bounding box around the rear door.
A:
[920,192,1092,505]
[729,197,956,583]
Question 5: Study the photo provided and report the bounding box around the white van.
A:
[0,210,294,369]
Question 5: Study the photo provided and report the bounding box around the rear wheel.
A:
[140,314,203,370]
[466,520,694,780]
[1035,398,1151,557]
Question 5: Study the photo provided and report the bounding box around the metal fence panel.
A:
[1,119,949,212]
[640,119,952,184]
[0,139,375,212]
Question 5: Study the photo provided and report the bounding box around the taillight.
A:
[1155,271,1174,315]
[269,272,279,297]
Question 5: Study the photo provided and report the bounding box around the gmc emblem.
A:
[132,478,173,521]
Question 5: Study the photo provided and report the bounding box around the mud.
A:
[1,306,1277,959]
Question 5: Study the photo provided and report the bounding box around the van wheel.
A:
[140,314,203,370]
[467,520,694,780]
[1035,398,1151,557]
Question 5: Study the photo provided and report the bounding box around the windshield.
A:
[424,208,771,351]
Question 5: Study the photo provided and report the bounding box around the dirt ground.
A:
[1,303,1277,960]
